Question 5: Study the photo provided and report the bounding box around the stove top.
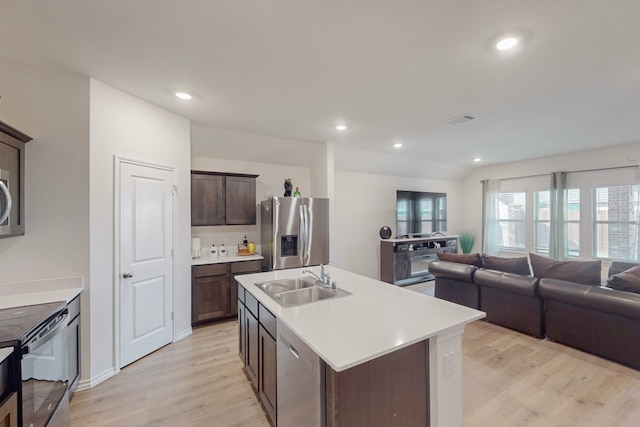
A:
[0,301,66,346]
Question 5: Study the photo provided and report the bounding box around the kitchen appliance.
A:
[0,168,13,232]
[261,197,329,271]
[277,322,324,427]
[191,237,201,258]
[0,301,70,427]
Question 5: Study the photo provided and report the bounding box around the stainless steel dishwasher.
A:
[277,321,325,427]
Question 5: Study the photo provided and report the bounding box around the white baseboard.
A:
[175,327,192,342]
[76,367,116,392]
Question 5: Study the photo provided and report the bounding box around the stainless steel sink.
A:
[258,277,317,294]
[255,277,351,307]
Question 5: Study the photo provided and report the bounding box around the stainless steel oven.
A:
[20,307,69,427]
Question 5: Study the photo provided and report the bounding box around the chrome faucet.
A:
[303,264,334,290]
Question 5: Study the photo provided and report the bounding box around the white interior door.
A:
[119,161,174,368]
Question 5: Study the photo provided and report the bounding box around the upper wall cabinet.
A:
[0,120,32,239]
[191,171,259,226]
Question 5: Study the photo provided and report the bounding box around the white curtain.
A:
[482,179,502,255]
[549,171,567,260]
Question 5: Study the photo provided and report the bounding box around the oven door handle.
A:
[23,310,69,355]
[0,180,12,225]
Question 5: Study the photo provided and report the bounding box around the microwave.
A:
[0,120,32,238]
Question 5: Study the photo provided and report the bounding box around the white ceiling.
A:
[1,0,639,180]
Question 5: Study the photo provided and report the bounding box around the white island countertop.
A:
[0,276,83,310]
[235,265,485,372]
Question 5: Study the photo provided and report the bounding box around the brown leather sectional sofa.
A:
[429,258,640,369]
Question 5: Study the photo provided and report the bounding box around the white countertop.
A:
[0,276,83,309]
[0,347,12,363]
[235,265,484,372]
[192,253,263,265]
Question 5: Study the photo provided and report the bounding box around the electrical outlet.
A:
[444,351,454,377]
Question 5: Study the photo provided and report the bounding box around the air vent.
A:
[444,114,478,126]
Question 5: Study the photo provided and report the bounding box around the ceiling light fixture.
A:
[336,125,347,131]
[175,92,192,100]
[473,158,482,162]
[393,143,403,148]
[496,36,519,51]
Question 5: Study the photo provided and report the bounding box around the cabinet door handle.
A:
[289,345,300,359]
[122,272,134,278]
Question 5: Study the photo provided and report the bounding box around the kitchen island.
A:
[235,265,485,427]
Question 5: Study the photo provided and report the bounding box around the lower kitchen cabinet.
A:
[192,260,261,326]
[67,295,81,395]
[0,348,17,427]
[238,284,277,425]
[0,393,17,427]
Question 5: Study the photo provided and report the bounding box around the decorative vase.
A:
[284,178,292,197]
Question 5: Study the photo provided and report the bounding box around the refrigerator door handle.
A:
[300,203,309,265]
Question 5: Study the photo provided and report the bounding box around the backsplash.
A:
[191,228,261,257]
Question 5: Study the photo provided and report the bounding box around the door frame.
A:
[113,155,177,372]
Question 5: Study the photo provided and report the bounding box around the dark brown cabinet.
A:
[67,295,81,395]
[191,171,258,226]
[0,120,32,239]
[0,393,17,427]
[238,285,277,425]
[192,260,262,326]
[258,306,277,423]
[0,348,17,427]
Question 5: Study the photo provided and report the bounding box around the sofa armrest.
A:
[539,278,640,321]
[429,261,476,282]
[474,269,539,297]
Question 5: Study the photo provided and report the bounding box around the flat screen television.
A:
[396,190,447,238]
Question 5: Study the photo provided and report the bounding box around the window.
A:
[593,185,640,259]
[498,192,526,249]
[566,189,580,257]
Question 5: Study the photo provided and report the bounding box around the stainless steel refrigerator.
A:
[261,197,329,271]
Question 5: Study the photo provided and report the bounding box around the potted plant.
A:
[459,232,475,254]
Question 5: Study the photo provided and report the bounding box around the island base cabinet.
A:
[0,392,17,427]
[325,340,430,427]
[259,326,277,424]
[245,310,259,389]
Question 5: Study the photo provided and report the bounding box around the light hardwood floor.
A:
[70,284,640,426]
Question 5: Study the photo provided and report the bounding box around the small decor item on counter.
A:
[284,178,293,197]
[293,186,301,197]
[210,244,218,257]
[248,242,256,254]
[219,243,227,257]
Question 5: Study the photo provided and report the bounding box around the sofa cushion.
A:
[529,253,601,286]
[437,252,483,267]
[482,254,531,275]
[607,266,640,294]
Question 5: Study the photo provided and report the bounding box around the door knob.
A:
[122,272,134,278]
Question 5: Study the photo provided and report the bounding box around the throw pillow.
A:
[607,266,640,294]
[482,254,531,275]
[437,252,483,267]
[529,253,601,285]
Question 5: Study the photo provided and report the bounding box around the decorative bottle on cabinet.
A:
[284,178,293,197]
[293,187,301,197]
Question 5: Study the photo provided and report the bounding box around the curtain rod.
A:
[481,164,639,183]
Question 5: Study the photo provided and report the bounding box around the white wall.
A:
[461,141,640,254]
[333,170,463,279]
[89,80,191,383]
[0,59,91,377]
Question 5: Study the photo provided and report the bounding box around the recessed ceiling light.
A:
[393,143,403,148]
[175,92,192,100]
[496,37,519,51]
[336,125,348,131]
[473,158,482,162]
